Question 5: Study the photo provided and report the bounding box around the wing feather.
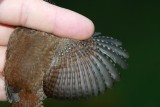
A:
[93,36,122,46]
[95,51,120,80]
[88,55,106,93]
[96,40,129,58]
[90,54,113,88]
[43,33,129,99]
[97,46,128,69]
[85,58,99,96]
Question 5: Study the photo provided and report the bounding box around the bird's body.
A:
[4,27,129,107]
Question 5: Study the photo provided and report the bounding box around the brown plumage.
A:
[4,27,129,107]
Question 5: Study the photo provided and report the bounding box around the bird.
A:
[3,27,129,107]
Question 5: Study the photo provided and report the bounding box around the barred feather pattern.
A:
[43,33,129,99]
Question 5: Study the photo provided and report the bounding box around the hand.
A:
[0,0,94,101]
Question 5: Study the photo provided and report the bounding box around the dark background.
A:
[0,0,160,107]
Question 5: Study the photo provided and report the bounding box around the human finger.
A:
[0,0,94,40]
[0,24,15,45]
[0,46,7,101]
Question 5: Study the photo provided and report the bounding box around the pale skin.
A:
[0,0,94,101]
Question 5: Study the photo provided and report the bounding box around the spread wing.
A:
[43,33,129,99]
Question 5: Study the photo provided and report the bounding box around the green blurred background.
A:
[1,0,160,107]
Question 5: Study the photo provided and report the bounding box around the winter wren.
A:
[4,27,129,107]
